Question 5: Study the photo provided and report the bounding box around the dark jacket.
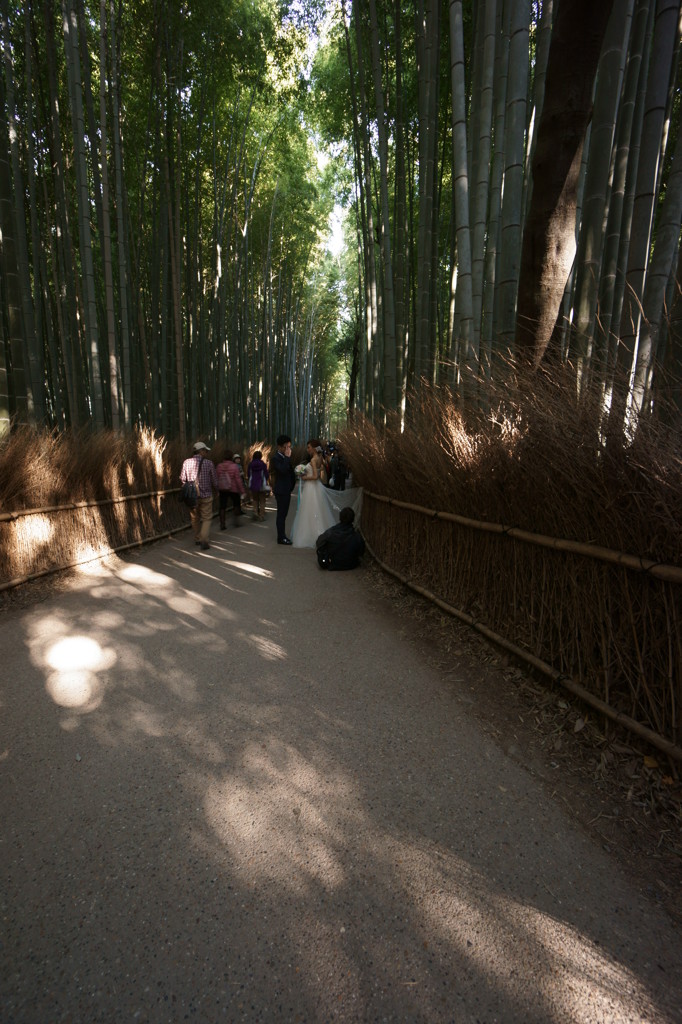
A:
[316,522,365,571]
[270,449,296,495]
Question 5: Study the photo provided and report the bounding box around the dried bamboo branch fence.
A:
[362,491,682,761]
[0,488,195,592]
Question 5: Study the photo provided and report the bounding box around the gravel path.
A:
[1,509,681,1023]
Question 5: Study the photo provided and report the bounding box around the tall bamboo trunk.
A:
[571,0,634,384]
[353,0,379,417]
[1,0,41,422]
[470,0,497,350]
[368,0,397,412]
[25,2,54,423]
[62,0,105,427]
[96,0,120,430]
[448,0,475,389]
[496,0,529,353]
[393,0,408,413]
[631,83,682,415]
[616,0,680,429]
[109,0,131,425]
[414,0,440,383]
[0,75,28,424]
[481,0,510,376]
[158,35,186,443]
[597,0,654,376]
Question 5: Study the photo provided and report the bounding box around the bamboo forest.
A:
[4,7,682,1019]
[1,0,681,443]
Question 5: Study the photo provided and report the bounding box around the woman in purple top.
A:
[247,451,270,521]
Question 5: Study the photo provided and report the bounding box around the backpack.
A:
[179,480,198,508]
[179,456,204,508]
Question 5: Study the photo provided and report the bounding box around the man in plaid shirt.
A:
[180,441,218,549]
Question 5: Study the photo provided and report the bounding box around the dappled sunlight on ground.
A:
[404,856,653,1021]
[45,635,117,673]
[200,739,655,1022]
[45,670,104,711]
[160,553,252,596]
[239,634,287,661]
[221,560,274,578]
[3,532,678,1023]
[35,630,117,713]
[116,563,173,587]
[204,743,357,891]
[165,592,208,618]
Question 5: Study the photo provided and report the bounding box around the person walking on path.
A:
[233,454,248,510]
[270,434,296,544]
[180,441,218,549]
[215,451,245,530]
[247,451,270,521]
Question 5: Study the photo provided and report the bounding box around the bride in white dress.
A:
[291,441,336,547]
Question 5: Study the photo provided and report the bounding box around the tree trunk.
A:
[631,96,682,415]
[496,0,530,351]
[481,0,509,376]
[393,0,407,412]
[1,0,42,422]
[158,33,186,443]
[62,0,105,426]
[25,1,53,423]
[352,0,379,417]
[617,0,680,388]
[448,0,475,381]
[414,0,440,382]
[597,0,654,374]
[109,0,131,426]
[368,0,397,412]
[570,0,634,379]
[515,0,615,366]
[470,0,497,349]
[97,0,120,430]
[666,235,682,418]
[0,73,28,424]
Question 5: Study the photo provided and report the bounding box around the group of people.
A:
[180,436,364,571]
[305,443,349,492]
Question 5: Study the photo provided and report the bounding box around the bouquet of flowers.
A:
[294,463,308,478]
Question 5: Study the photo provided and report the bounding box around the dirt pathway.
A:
[1,511,681,1023]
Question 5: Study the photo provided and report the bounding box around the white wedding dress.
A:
[291,465,336,547]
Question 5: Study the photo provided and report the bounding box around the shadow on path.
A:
[1,517,680,1023]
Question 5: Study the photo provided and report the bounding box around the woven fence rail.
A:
[0,489,192,592]
[363,491,682,761]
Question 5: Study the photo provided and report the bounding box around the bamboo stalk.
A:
[0,488,181,522]
[365,492,682,583]
[365,538,682,764]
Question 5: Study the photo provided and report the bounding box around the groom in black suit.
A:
[270,435,296,544]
